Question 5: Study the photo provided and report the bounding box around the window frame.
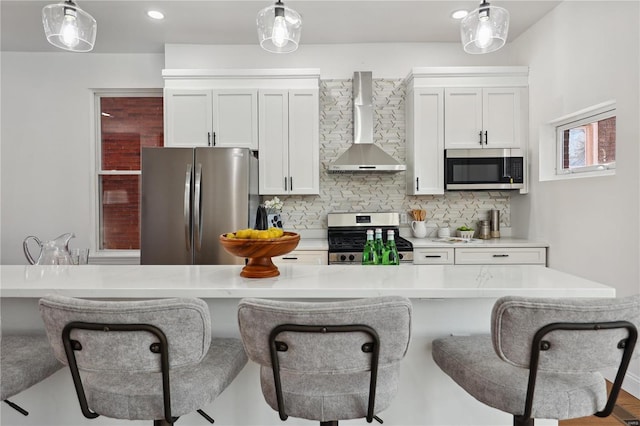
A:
[90,89,163,264]
[540,100,616,182]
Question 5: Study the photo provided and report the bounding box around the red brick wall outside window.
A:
[99,96,163,250]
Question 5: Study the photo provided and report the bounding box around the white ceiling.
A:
[1,0,561,54]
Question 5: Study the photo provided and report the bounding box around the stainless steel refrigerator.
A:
[141,147,259,265]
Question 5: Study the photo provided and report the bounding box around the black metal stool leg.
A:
[320,422,338,426]
[514,415,534,426]
[4,400,29,416]
[153,419,172,426]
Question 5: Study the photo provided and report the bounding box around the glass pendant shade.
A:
[460,1,509,54]
[256,1,302,54]
[42,1,97,52]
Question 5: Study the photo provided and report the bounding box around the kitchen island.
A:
[1,264,615,426]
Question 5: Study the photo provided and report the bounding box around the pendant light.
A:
[460,0,509,54]
[42,0,97,52]
[256,0,302,53]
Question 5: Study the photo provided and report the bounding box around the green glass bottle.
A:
[382,230,400,265]
[374,228,384,265]
[362,229,378,265]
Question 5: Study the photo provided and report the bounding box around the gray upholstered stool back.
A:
[492,295,640,371]
[39,295,211,372]
[238,296,412,423]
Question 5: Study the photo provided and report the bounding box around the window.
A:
[540,100,616,181]
[95,91,163,253]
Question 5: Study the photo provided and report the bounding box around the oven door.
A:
[445,149,524,190]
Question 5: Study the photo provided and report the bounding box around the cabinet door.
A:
[444,88,483,149]
[455,247,546,265]
[273,250,328,265]
[165,90,213,147]
[212,90,258,149]
[483,88,521,148]
[413,248,454,265]
[406,88,444,195]
[288,90,320,195]
[259,90,289,195]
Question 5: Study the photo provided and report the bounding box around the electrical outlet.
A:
[400,213,408,224]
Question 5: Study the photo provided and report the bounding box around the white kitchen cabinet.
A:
[405,88,445,195]
[413,248,454,265]
[164,89,258,149]
[454,247,546,265]
[273,250,328,265]
[259,89,319,195]
[444,87,523,149]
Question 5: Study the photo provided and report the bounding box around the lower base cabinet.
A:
[414,247,547,265]
[273,250,328,265]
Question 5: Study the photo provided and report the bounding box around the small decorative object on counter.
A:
[490,209,500,238]
[374,228,384,264]
[437,227,450,238]
[263,196,284,229]
[411,220,427,238]
[362,229,378,265]
[457,225,475,239]
[478,220,491,239]
[382,230,400,265]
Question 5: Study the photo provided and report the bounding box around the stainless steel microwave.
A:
[444,148,524,190]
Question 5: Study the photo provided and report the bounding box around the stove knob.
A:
[399,253,404,260]
[348,254,355,261]
[340,255,347,261]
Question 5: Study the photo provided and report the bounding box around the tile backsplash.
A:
[267,78,511,230]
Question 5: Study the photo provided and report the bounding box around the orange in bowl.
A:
[219,231,300,278]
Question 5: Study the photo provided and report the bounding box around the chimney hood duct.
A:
[328,71,406,173]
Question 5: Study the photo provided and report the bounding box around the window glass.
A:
[97,95,163,250]
[560,116,616,172]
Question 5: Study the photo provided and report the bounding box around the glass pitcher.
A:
[23,233,75,265]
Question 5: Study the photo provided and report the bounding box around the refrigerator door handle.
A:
[194,163,203,252]
[184,164,193,253]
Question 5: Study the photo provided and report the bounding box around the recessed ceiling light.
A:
[451,9,469,20]
[147,10,165,20]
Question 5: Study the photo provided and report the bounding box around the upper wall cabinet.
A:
[405,67,529,194]
[165,89,257,148]
[259,89,320,195]
[444,87,524,149]
[162,68,320,152]
[405,87,444,195]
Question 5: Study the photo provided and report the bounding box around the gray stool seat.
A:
[1,334,63,401]
[83,338,246,420]
[238,296,412,424]
[433,335,606,419]
[39,295,248,424]
[433,295,640,425]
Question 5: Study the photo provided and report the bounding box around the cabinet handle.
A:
[424,255,442,258]
[416,177,419,191]
[282,257,298,260]
[493,254,509,258]
[484,130,488,145]
[289,176,293,191]
[213,132,216,146]
[478,131,483,145]
[284,177,287,191]
[207,132,211,146]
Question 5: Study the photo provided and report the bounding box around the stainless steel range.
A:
[327,212,413,264]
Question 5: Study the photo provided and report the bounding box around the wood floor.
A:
[560,384,640,426]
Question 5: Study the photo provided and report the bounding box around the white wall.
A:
[0,53,164,264]
[508,1,640,394]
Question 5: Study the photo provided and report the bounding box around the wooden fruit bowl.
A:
[219,231,300,278]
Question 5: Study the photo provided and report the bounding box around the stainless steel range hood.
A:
[328,71,406,173]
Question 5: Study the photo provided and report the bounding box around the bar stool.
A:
[1,334,64,415]
[39,295,248,426]
[432,295,639,426]
[237,296,412,426]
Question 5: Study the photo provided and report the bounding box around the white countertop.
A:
[0,264,613,299]
[406,236,549,248]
